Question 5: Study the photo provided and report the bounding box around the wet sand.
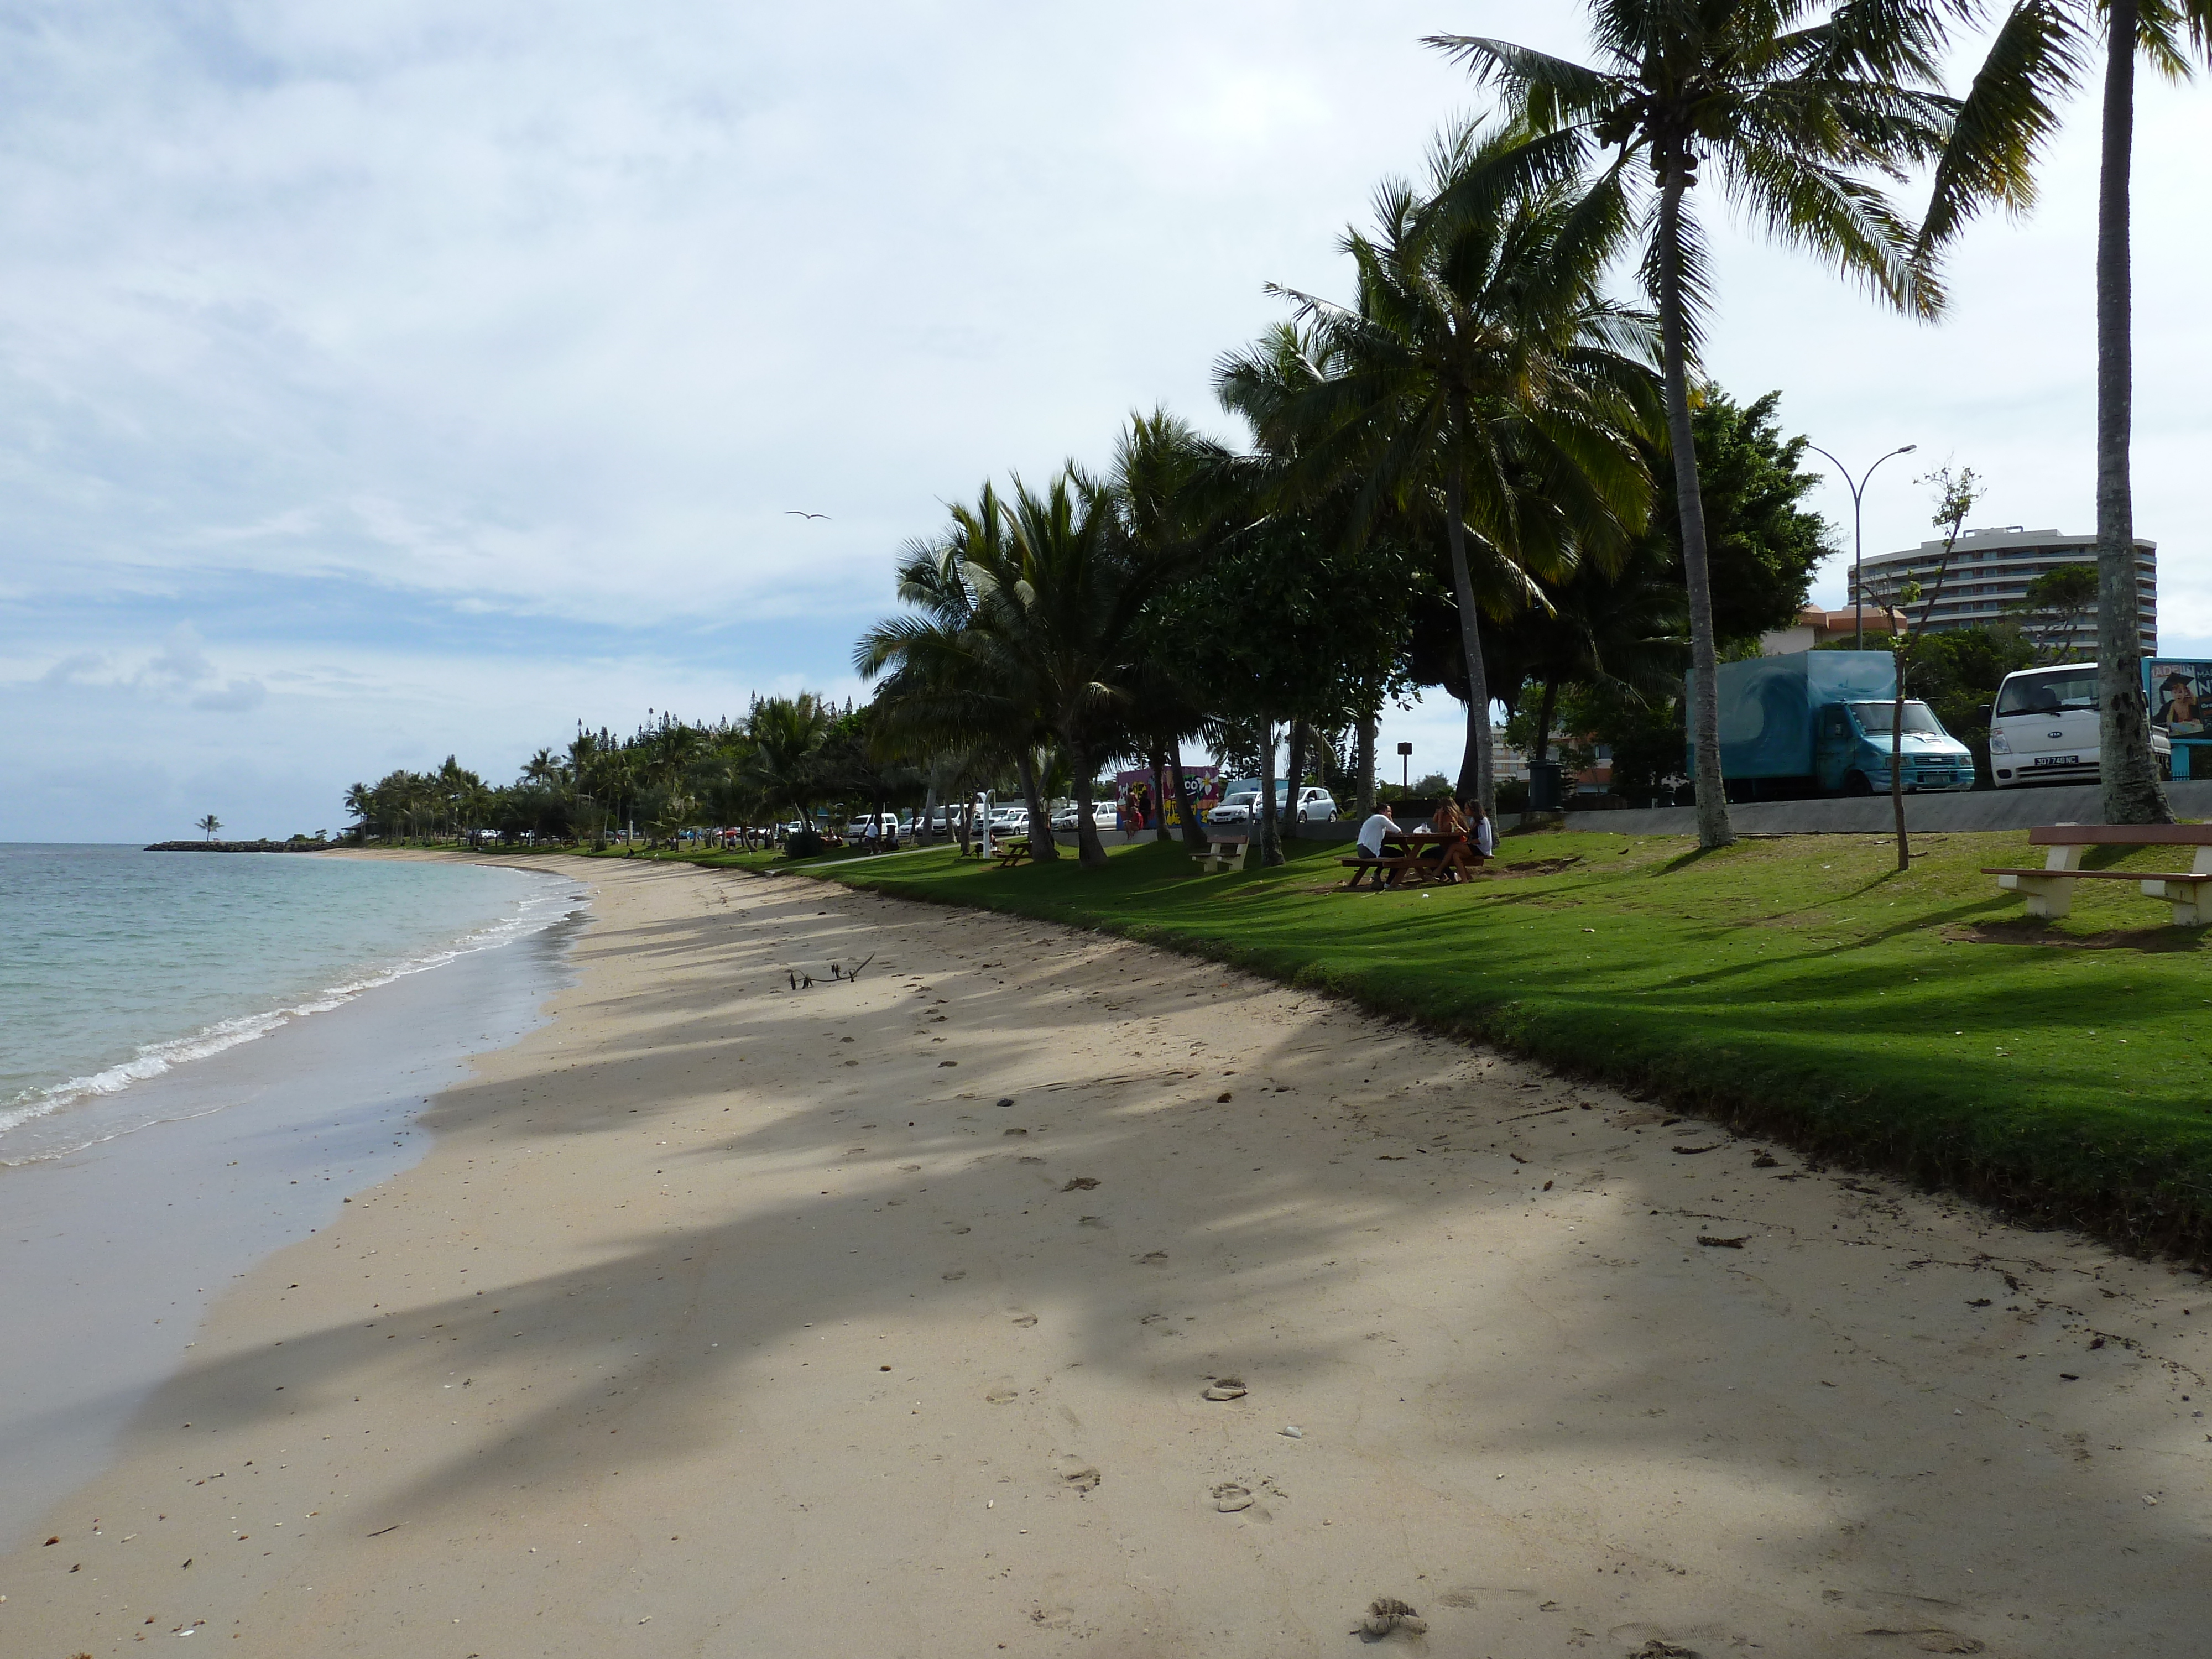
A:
[6,854,2208,1657]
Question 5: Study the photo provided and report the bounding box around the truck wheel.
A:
[1843,771,1873,797]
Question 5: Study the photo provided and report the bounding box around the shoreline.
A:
[0,857,585,1547]
[5,855,2210,1655]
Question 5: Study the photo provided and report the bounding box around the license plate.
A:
[2031,755,2080,768]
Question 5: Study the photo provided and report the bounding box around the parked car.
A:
[1990,662,2171,787]
[1205,785,1338,825]
[987,807,1029,833]
[1050,803,1122,831]
[843,812,901,845]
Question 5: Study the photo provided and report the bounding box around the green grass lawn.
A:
[698,827,2212,1257]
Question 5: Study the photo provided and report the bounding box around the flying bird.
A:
[784,510,831,521]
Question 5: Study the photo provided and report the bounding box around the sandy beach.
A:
[7,852,2210,1657]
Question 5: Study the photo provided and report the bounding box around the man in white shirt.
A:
[1356,807,1405,888]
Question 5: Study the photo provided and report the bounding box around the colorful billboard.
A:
[1114,765,1222,830]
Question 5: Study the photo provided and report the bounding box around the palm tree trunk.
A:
[1167,751,1208,854]
[1355,707,1378,815]
[1657,176,1734,849]
[1532,676,1559,766]
[1258,721,1284,867]
[1016,750,1057,860]
[1283,721,1308,841]
[1147,745,1171,843]
[1443,466,1496,817]
[2096,0,2171,825]
[1072,752,1108,869]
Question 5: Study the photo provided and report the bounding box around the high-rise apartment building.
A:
[1848,527,2156,655]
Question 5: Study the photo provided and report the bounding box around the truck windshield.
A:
[1849,701,1944,736]
[1995,670,2098,717]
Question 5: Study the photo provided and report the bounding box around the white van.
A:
[1989,663,2170,787]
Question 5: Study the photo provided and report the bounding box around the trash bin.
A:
[1527,760,1563,812]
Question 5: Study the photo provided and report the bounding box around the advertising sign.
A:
[2147,660,2212,740]
[1114,765,1222,830]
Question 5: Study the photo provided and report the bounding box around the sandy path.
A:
[7,855,2209,1658]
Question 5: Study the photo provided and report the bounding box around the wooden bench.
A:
[991,837,1031,869]
[1339,852,1414,889]
[1983,825,2212,925]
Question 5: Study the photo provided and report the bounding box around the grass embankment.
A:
[714,828,2212,1258]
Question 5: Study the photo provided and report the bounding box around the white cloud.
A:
[1,2,2206,837]
[143,624,216,686]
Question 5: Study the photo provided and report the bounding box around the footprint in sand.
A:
[1056,1458,1102,1493]
[1003,1128,1028,1137]
[900,1164,922,1172]
[941,1270,967,1281]
[1017,1156,1047,1165]
[1201,1377,1248,1401]
[1079,1215,1107,1228]
[1060,1177,1100,1191]
[984,1386,1020,1404]
[1211,1481,1254,1513]
[1137,1251,1167,1266]
[1009,1313,1038,1327]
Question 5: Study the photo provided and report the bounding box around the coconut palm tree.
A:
[743,693,833,833]
[858,483,1066,860]
[1925,0,2202,821]
[1220,121,1657,817]
[196,813,222,841]
[1428,2,2074,844]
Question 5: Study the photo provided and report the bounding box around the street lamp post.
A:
[1807,442,1918,649]
[1396,740,1412,790]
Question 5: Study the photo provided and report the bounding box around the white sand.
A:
[6,854,2209,1657]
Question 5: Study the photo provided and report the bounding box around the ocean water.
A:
[0,844,582,1164]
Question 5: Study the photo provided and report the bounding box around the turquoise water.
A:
[0,846,581,1162]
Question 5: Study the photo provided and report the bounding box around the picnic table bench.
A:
[990,836,1031,869]
[1192,834,1248,874]
[1982,824,2212,925]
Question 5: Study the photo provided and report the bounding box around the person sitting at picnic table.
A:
[1356,806,1407,887]
[1418,797,1469,873]
[1472,800,1495,859]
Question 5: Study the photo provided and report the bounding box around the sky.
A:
[2,2,2206,841]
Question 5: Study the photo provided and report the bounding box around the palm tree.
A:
[196,813,222,841]
[1222,121,1656,818]
[342,784,373,842]
[1429,3,2072,845]
[743,694,833,833]
[859,484,1065,860]
[993,469,1170,867]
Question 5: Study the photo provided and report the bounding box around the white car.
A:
[1049,803,1121,831]
[1990,664,2171,787]
[1204,785,1338,825]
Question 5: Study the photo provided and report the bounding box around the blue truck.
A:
[1688,650,1978,799]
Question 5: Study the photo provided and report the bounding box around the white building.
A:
[1848,527,2156,656]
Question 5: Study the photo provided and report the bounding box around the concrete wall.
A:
[1552,781,2212,837]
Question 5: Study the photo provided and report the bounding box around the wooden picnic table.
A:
[991,836,1032,870]
[1338,830,1488,890]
